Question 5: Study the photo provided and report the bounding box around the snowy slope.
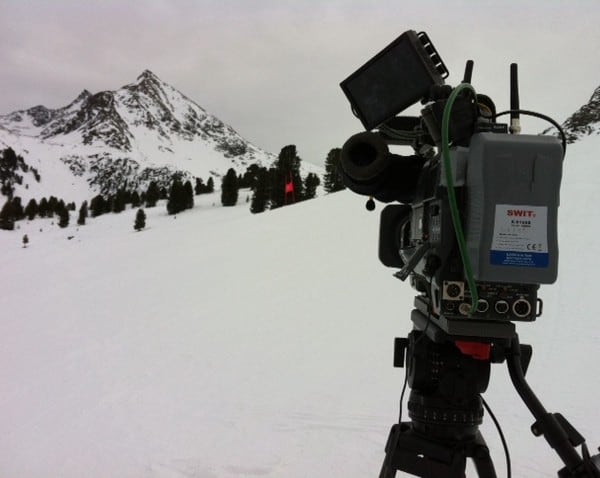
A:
[1,135,599,477]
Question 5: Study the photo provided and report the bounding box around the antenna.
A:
[463,60,474,84]
[510,63,521,134]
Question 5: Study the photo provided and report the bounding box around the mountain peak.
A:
[136,69,161,83]
[130,70,167,97]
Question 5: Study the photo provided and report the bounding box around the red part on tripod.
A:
[454,341,491,361]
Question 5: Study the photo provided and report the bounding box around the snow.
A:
[1,135,600,477]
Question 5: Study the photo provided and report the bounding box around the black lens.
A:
[346,142,378,168]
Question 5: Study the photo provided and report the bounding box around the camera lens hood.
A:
[340,131,391,184]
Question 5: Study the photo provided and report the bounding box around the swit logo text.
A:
[507,209,536,218]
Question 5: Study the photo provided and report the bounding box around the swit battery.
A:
[465,133,563,284]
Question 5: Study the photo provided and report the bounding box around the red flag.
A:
[285,180,294,194]
[284,173,295,204]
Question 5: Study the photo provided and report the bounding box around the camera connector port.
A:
[476,299,489,314]
[443,281,464,301]
[512,298,532,318]
[495,300,510,315]
[458,302,472,316]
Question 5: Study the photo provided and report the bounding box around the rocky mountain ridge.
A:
[0,70,292,202]
[559,85,600,143]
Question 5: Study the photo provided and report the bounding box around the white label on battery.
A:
[490,205,549,268]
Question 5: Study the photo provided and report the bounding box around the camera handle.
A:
[506,336,600,478]
[394,242,432,281]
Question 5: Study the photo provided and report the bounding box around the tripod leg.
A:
[469,431,498,478]
[379,423,474,478]
[379,458,396,478]
[379,424,401,478]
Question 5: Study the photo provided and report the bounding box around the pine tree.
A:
[90,194,107,217]
[48,196,58,217]
[184,180,194,209]
[24,198,38,220]
[250,168,269,213]
[11,196,24,220]
[303,173,320,200]
[38,197,49,218]
[195,177,206,195]
[0,148,19,198]
[207,177,214,193]
[134,208,146,231]
[1,147,18,169]
[324,147,345,193]
[78,201,88,225]
[145,181,160,207]
[167,177,186,215]
[238,165,253,189]
[221,168,239,206]
[57,199,66,216]
[131,191,141,208]
[22,234,29,248]
[112,189,127,213]
[57,205,69,228]
[105,195,115,214]
[268,166,285,209]
[0,199,15,230]
[269,145,304,208]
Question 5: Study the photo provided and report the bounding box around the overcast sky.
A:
[1,0,599,166]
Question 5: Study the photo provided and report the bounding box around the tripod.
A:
[379,310,600,478]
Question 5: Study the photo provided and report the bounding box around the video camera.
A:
[339,30,565,339]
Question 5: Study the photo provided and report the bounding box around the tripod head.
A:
[381,311,600,478]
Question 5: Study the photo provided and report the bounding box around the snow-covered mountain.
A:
[0,70,310,202]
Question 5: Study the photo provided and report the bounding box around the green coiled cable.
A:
[441,83,479,315]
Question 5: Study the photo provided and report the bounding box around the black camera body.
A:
[340,30,563,339]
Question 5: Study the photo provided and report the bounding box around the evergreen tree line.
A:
[89,175,213,218]
[0,145,347,230]
[0,173,215,231]
[220,145,315,212]
[219,145,345,213]
[0,195,74,230]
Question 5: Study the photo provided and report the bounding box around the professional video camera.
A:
[339,30,600,478]
[340,30,564,339]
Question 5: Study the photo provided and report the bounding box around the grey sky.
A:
[1,0,599,166]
